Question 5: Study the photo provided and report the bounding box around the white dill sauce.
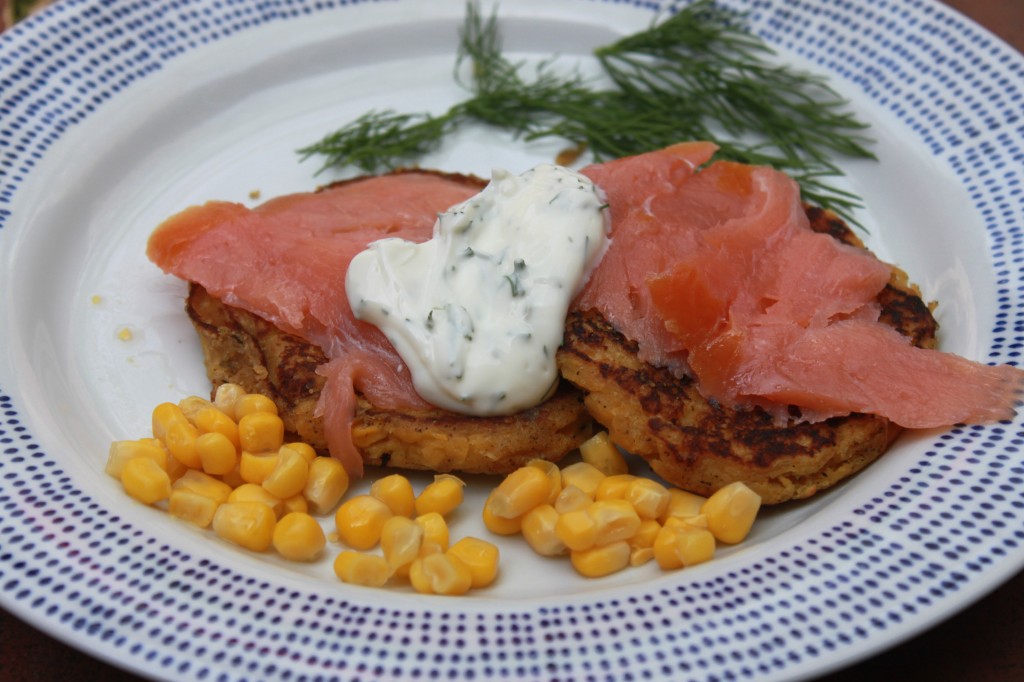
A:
[346,164,609,415]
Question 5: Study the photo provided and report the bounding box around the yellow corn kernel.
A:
[335,495,393,550]
[239,451,279,485]
[380,516,424,575]
[701,481,761,544]
[164,419,201,469]
[280,491,307,512]
[238,412,285,454]
[121,457,172,505]
[151,402,187,442]
[554,484,592,514]
[625,478,671,520]
[303,457,350,515]
[594,474,638,501]
[196,432,238,476]
[664,513,708,530]
[415,512,450,552]
[234,393,279,419]
[481,491,523,535]
[168,490,220,528]
[579,431,629,475]
[630,519,662,549]
[521,504,566,557]
[282,442,318,465]
[570,540,631,578]
[228,483,285,518]
[262,447,309,500]
[488,466,552,519]
[559,462,606,498]
[178,395,214,422]
[554,508,597,552]
[173,469,233,504]
[145,438,188,481]
[370,473,416,517]
[333,551,389,587]
[213,383,247,420]
[409,553,473,596]
[212,501,276,552]
[105,439,168,479]
[630,546,655,567]
[659,488,708,524]
[447,537,499,589]
[674,526,716,567]
[415,474,466,517]
[527,458,562,504]
[194,406,241,451]
[586,499,641,545]
[272,512,326,562]
[653,525,684,570]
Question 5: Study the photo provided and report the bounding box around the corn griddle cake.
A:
[556,207,939,504]
[186,283,594,474]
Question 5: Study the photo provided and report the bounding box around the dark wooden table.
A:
[2,0,1023,680]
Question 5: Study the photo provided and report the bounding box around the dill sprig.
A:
[298,0,875,222]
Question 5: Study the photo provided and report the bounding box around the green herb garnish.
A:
[299,0,874,222]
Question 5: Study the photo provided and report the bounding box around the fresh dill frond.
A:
[300,0,875,223]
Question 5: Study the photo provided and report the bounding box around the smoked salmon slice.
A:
[147,172,482,476]
[578,146,1023,427]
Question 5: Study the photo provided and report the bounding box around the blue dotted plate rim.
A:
[2,1,1024,680]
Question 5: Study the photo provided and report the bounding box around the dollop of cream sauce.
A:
[346,164,610,415]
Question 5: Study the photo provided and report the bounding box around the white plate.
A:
[1,0,1023,679]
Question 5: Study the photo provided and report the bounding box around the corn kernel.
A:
[481,491,523,535]
[121,457,171,505]
[238,412,285,453]
[168,490,220,528]
[409,553,473,596]
[579,431,629,475]
[239,451,279,485]
[587,499,641,545]
[194,406,241,451]
[334,551,389,587]
[554,508,597,552]
[371,474,416,517]
[554,484,592,514]
[630,546,655,567]
[178,395,214,423]
[653,525,684,570]
[228,483,285,517]
[262,447,309,500]
[625,478,671,520]
[281,494,309,516]
[380,516,424,574]
[674,526,716,566]
[105,439,168,479]
[415,474,465,517]
[447,537,499,588]
[272,512,326,562]
[234,393,279,419]
[415,512,450,552]
[630,519,662,549]
[282,442,318,465]
[173,469,233,504]
[559,462,606,497]
[164,419,201,469]
[151,402,187,442]
[594,474,637,501]
[659,488,708,523]
[521,504,566,557]
[303,457,350,515]
[527,458,562,504]
[335,495,393,550]
[570,540,630,578]
[213,383,247,420]
[196,431,238,476]
[488,466,551,519]
[701,481,761,544]
[212,501,276,552]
